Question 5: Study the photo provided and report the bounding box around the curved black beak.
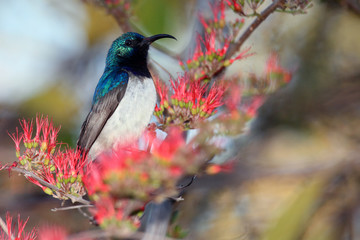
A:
[141,34,177,46]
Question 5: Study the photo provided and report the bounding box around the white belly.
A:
[89,76,156,159]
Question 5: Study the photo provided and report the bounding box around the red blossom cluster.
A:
[265,52,292,84]
[223,53,292,120]
[82,127,217,229]
[225,0,245,15]
[0,212,79,240]
[91,197,140,230]
[180,0,250,82]
[0,213,36,240]
[6,116,87,201]
[154,75,226,129]
[83,128,190,201]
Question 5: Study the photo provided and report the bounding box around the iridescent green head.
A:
[105,32,176,76]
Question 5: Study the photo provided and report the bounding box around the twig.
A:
[7,167,90,205]
[51,205,94,212]
[110,8,132,33]
[213,0,283,78]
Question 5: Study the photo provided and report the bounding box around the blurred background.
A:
[1,0,360,238]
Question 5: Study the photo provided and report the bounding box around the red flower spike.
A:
[153,77,169,109]
[152,127,185,163]
[266,52,280,75]
[198,13,210,32]
[91,197,137,229]
[225,82,242,112]
[220,0,226,25]
[34,115,44,143]
[2,212,36,240]
[19,119,33,145]
[243,96,264,118]
[225,0,245,15]
[266,52,292,83]
[209,1,225,24]
[203,83,226,114]
[83,162,110,196]
[8,128,22,157]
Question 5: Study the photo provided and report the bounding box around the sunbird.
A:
[77,32,176,159]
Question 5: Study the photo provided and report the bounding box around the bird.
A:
[77,32,176,160]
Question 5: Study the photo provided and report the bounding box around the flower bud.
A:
[43,187,53,195]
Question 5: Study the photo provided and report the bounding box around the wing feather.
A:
[77,71,128,153]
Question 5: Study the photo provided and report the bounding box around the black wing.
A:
[77,72,129,153]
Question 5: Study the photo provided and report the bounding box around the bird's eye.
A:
[125,40,132,46]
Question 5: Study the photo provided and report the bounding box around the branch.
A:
[109,8,132,33]
[7,167,90,205]
[51,205,94,212]
[213,0,283,78]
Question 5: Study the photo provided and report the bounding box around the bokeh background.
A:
[1,0,360,239]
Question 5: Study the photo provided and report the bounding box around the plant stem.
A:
[8,167,90,205]
[213,0,283,78]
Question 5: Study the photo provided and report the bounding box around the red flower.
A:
[8,128,22,157]
[53,149,86,183]
[1,212,36,240]
[266,52,292,83]
[243,96,264,117]
[6,116,87,200]
[224,81,242,112]
[82,162,110,196]
[198,13,210,32]
[202,82,226,114]
[225,0,245,15]
[19,118,33,145]
[153,77,169,114]
[38,226,67,240]
[210,0,225,24]
[152,127,185,163]
[91,197,138,229]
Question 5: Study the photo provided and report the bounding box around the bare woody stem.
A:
[109,8,132,33]
[213,0,283,78]
[8,167,90,205]
[51,205,94,212]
